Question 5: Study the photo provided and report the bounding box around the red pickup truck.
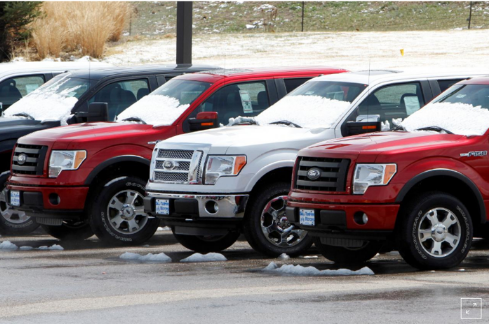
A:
[287,77,489,269]
[6,66,346,244]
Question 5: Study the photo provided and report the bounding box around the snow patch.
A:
[20,246,34,251]
[255,95,351,128]
[180,253,227,263]
[278,253,290,260]
[263,262,374,276]
[38,244,64,251]
[119,252,172,262]
[0,241,18,250]
[401,102,489,136]
[157,226,172,231]
[117,95,189,126]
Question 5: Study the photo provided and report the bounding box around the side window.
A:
[284,78,310,93]
[196,81,269,125]
[355,82,424,128]
[0,75,45,108]
[89,79,149,121]
[437,79,463,92]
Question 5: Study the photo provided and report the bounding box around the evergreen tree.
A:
[0,2,42,62]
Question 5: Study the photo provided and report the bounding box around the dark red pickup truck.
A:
[287,77,489,269]
[5,66,346,245]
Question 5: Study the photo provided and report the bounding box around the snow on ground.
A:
[263,262,374,276]
[255,95,351,128]
[19,246,34,251]
[103,30,488,72]
[117,95,190,126]
[180,253,227,263]
[119,252,172,262]
[0,241,18,250]
[401,102,489,136]
[278,253,290,260]
[157,226,172,231]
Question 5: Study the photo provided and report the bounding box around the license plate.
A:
[300,209,315,226]
[10,191,20,207]
[155,199,170,215]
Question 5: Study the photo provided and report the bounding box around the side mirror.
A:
[188,111,219,131]
[346,114,381,135]
[75,102,109,122]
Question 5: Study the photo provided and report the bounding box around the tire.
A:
[173,230,240,253]
[243,182,313,257]
[0,175,39,235]
[397,191,473,270]
[314,237,383,264]
[42,221,94,241]
[89,176,159,245]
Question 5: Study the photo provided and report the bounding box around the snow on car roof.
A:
[0,61,112,79]
[314,70,487,85]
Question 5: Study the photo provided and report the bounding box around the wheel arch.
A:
[395,169,486,234]
[249,167,293,199]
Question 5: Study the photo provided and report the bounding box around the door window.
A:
[90,79,149,121]
[196,81,269,125]
[0,75,45,109]
[354,82,425,128]
[284,78,310,93]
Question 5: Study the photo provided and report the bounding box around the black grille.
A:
[154,171,188,182]
[157,149,194,159]
[295,156,350,192]
[12,144,48,175]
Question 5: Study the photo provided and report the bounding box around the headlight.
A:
[49,150,87,178]
[353,163,397,194]
[204,155,246,185]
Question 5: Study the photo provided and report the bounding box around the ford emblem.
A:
[163,160,179,170]
[307,168,322,181]
[17,153,27,165]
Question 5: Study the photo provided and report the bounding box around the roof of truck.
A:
[175,66,348,83]
[64,64,220,81]
[313,70,487,85]
[0,61,112,79]
[458,76,489,85]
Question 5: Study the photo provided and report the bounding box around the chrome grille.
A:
[154,172,189,182]
[155,161,190,171]
[295,157,350,192]
[157,149,194,159]
[12,144,48,176]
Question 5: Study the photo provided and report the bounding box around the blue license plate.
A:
[300,209,315,226]
[10,191,20,207]
[155,199,169,215]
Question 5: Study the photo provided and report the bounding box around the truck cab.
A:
[143,70,482,257]
[287,77,489,269]
[5,66,345,243]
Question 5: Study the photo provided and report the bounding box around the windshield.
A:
[117,79,211,125]
[401,83,489,136]
[255,81,366,128]
[3,73,93,124]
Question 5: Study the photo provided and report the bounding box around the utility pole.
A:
[301,1,305,32]
[468,1,473,29]
[176,1,193,65]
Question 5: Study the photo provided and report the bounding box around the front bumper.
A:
[144,192,249,234]
[286,201,400,241]
[5,184,89,220]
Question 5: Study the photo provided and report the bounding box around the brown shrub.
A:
[31,2,131,59]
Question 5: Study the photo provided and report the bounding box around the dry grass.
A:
[31,2,131,59]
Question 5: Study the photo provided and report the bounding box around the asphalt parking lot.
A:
[0,230,488,324]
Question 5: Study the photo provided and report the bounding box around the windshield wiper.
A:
[121,117,147,124]
[12,113,35,120]
[269,120,301,128]
[416,126,454,134]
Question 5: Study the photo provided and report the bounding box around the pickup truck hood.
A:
[162,125,332,155]
[0,117,60,144]
[303,131,466,159]
[18,122,163,149]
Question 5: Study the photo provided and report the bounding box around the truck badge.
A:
[17,153,27,165]
[164,160,179,170]
[307,168,322,180]
[460,151,487,157]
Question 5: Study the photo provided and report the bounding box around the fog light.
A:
[205,200,219,214]
[354,211,368,225]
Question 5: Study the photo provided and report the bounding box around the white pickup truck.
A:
[143,70,480,257]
